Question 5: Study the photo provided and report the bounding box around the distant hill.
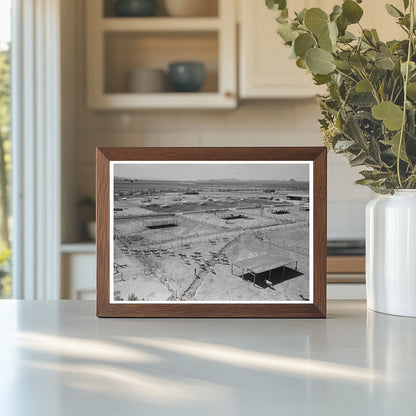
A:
[114,176,308,186]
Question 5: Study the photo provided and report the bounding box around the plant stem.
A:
[334,68,358,84]
[358,69,381,104]
[397,0,415,188]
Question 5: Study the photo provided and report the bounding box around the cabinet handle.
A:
[225,91,234,99]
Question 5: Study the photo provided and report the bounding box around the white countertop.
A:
[0,300,415,415]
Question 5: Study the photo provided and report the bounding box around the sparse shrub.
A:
[114,291,124,301]
[128,293,138,301]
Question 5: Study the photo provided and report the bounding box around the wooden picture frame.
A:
[96,147,327,318]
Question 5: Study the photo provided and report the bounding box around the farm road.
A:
[180,237,238,301]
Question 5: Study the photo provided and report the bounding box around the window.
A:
[0,0,11,298]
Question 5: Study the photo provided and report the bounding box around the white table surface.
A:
[0,300,415,416]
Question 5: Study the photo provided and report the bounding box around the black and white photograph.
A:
[110,161,313,303]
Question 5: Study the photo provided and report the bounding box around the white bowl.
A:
[128,68,167,93]
[164,0,218,17]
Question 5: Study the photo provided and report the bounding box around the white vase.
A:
[366,190,416,317]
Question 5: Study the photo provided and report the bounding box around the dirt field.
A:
[114,210,309,302]
[112,177,310,302]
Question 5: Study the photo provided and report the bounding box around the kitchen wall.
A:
[62,0,374,243]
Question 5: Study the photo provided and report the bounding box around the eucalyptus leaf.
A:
[313,74,332,85]
[350,54,368,70]
[371,29,380,43]
[294,33,316,58]
[384,132,409,162]
[334,139,355,151]
[355,178,377,186]
[407,82,416,99]
[333,60,353,70]
[378,78,386,99]
[403,0,409,9]
[401,61,416,76]
[276,14,288,24]
[350,152,368,167]
[372,101,404,131]
[369,136,382,163]
[330,5,342,22]
[336,15,348,36]
[408,109,416,137]
[385,4,404,17]
[318,27,334,52]
[356,79,372,93]
[342,0,364,24]
[339,31,356,43]
[296,57,308,69]
[328,21,338,44]
[375,55,395,70]
[349,92,377,107]
[399,14,411,29]
[306,48,335,75]
[360,170,391,181]
[277,23,298,43]
[363,29,376,46]
[266,0,287,11]
[304,8,329,35]
[296,8,307,23]
[344,114,367,147]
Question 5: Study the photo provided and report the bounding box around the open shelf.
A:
[102,17,221,32]
[104,31,218,94]
[90,92,234,109]
[61,242,96,254]
[104,0,219,18]
[87,0,236,109]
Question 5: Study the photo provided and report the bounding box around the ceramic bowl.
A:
[168,62,205,92]
[128,68,167,93]
[114,0,158,17]
[164,0,217,17]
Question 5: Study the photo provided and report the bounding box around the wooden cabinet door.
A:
[239,0,326,99]
[238,0,404,99]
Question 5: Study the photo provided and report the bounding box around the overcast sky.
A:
[114,162,310,182]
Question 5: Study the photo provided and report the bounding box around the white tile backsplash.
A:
[73,100,370,240]
[328,199,369,240]
[142,130,201,147]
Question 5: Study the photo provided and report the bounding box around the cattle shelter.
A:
[286,193,309,202]
[143,218,178,229]
[231,254,298,287]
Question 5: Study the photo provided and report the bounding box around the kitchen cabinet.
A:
[61,245,96,300]
[86,0,404,108]
[238,0,404,99]
[239,0,324,99]
[86,0,237,109]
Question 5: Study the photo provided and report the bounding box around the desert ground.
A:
[112,179,310,302]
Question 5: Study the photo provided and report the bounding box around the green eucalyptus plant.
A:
[266,0,416,193]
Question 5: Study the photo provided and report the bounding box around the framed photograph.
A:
[96,147,327,318]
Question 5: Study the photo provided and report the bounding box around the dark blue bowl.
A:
[114,0,158,17]
[168,62,205,93]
